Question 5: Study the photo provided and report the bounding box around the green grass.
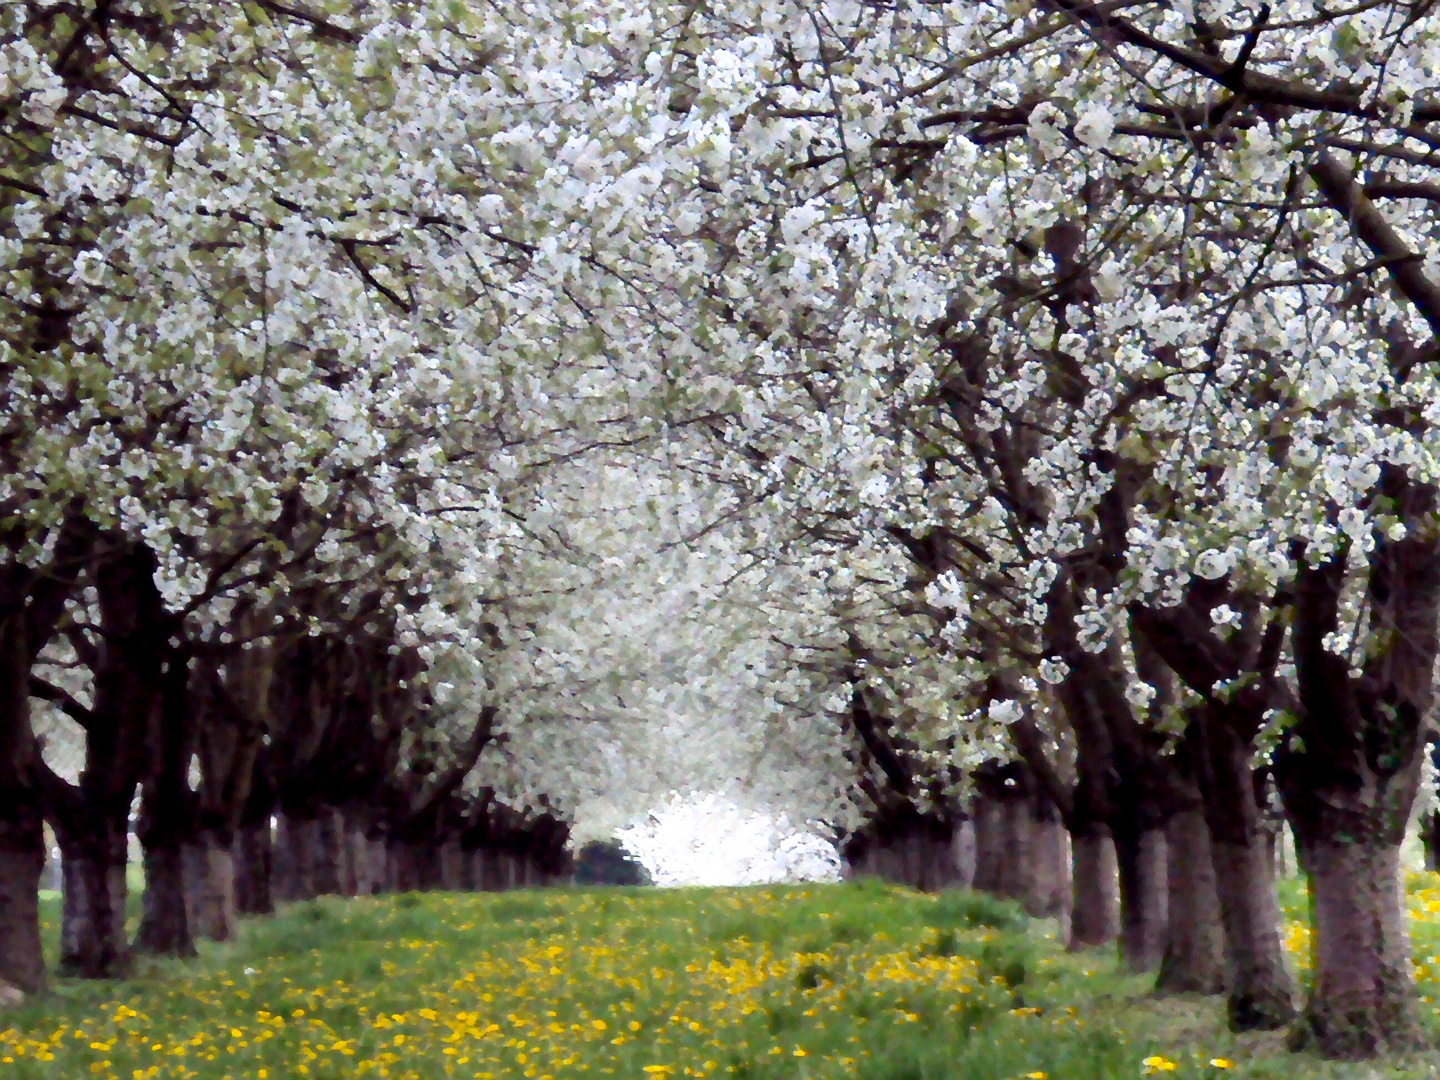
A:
[7,878,1440,1079]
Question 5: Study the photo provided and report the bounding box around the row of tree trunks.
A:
[844,829,974,892]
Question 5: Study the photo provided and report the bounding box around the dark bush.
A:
[574,839,652,886]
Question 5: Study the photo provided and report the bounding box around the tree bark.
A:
[1279,509,1440,1058]
[234,821,273,916]
[363,836,388,895]
[1157,807,1225,994]
[1028,812,1070,918]
[952,817,976,889]
[341,822,364,897]
[1200,711,1295,1029]
[1302,840,1421,1058]
[971,794,1004,893]
[136,841,194,958]
[479,848,505,891]
[1115,826,1167,974]
[184,833,237,941]
[0,604,46,994]
[275,813,321,901]
[314,808,344,896]
[440,839,465,891]
[387,839,420,892]
[1069,827,1120,950]
[135,645,195,957]
[994,794,1037,902]
[58,827,129,978]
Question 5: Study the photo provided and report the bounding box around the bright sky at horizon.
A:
[615,792,842,887]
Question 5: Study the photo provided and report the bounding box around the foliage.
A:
[573,840,653,887]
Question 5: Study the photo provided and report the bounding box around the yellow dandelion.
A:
[1210,1059,1235,1070]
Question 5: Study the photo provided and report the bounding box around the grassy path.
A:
[6,878,1440,1079]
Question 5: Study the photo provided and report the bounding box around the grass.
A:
[6,874,1440,1079]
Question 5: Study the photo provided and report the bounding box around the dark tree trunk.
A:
[971,794,1004,893]
[1199,709,1295,1029]
[234,821,273,916]
[1156,731,1224,995]
[1424,810,1440,873]
[57,821,129,978]
[1028,807,1070,918]
[1300,840,1418,1058]
[0,606,45,995]
[479,847,506,891]
[136,842,194,958]
[184,831,237,941]
[386,839,415,892]
[1279,487,1440,1059]
[1069,826,1119,950]
[52,542,169,979]
[340,817,365,897]
[440,839,465,891]
[1157,807,1225,994]
[313,807,344,896]
[994,794,1037,903]
[953,817,976,889]
[274,813,320,902]
[135,646,195,957]
[361,834,388,895]
[1115,826,1167,974]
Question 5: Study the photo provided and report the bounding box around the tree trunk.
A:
[341,824,364,897]
[952,818,976,889]
[184,833,237,942]
[275,813,321,901]
[1423,810,1440,872]
[234,821,273,916]
[1201,711,1295,1029]
[363,836,388,895]
[1115,826,1167,974]
[971,795,1004,893]
[1069,827,1119,950]
[1028,814,1070,918]
[314,808,344,896]
[0,607,46,994]
[58,828,129,978]
[479,848,505,891]
[1157,808,1225,994]
[1301,840,1421,1058]
[440,839,465,891]
[135,646,196,957]
[136,841,195,958]
[1278,508,1440,1059]
[387,840,421,892]
[994,796,1037,902]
